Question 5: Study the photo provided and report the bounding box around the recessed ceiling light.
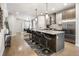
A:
[16,12,19,15]
[52,8,55,10]
[64,3,68,6]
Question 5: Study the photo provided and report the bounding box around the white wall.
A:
[7,15,17,35]
[16,14,33,30]
[7,14,25,34]
[0,3,8,56]
[16,19,23,32]
[76,4,79,47]
[7,13,33,34]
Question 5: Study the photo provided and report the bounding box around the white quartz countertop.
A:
[32,29,64,35]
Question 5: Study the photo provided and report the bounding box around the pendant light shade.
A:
[35,8,38,21]
[34,8,38,29]
[45,3,50,25]
[35,17,37,22]
[46,13,49,19]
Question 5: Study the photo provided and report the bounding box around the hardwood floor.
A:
[3,32,79,56]
[52,42,79,56]
[3,32,37,56]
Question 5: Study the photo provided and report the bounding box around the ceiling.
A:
[7,3,75,17]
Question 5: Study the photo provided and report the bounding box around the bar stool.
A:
[25,29,32,40]
[42,33,52,53]
[32,31,44,49]
[31,31,35,43]
[35,32,43,46]
[34,31,39,44]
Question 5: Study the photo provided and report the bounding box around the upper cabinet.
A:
[62,7,76,20]
[37,15,46,29]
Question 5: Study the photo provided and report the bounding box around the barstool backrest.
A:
[5,20,10,34]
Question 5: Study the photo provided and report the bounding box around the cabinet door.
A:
[56,33,64,52]
[67,22,75,30]
[47,35,56,52]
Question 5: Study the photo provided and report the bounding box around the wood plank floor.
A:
[3,32,37,56]
[3,32,79,56]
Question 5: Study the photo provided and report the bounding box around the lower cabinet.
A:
[64,29,75,44]
[32,31,64,52]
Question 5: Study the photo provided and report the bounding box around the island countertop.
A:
[32,29,64,35]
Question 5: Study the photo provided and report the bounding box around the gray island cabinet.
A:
[26,29,65,52]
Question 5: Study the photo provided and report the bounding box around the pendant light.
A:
[34,8,38,29]
[35,8,38,21]
[45,3,50,26]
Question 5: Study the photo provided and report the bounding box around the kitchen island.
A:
[25,29,65,52]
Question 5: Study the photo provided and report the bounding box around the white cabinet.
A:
[0,30,4,56]
[38,16,46,29]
